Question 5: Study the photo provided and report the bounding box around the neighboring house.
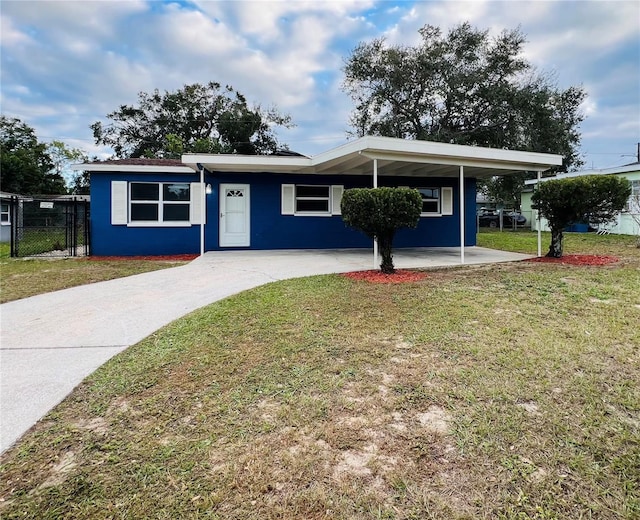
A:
[0,192,15,243]
[522,163,640,235]
[75,136,562,257]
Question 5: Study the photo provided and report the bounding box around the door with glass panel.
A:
[219,184,250,247]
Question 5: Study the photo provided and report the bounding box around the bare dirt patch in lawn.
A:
[342,269,428,283]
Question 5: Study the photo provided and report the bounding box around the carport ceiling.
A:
[182,135,563,178]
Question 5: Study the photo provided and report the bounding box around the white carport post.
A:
[537,170,542,257]
[373,158,379,269]
[200,165,205,257]
[459,165,465,264]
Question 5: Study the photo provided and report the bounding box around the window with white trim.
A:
[296,185,330,213]
[400,186,453,216]
[130,182,190,223]
[111,180,203,226]
[1,202,9,224]
[418,188,440,215]
[281,184,343,216]
[625,180,640,212]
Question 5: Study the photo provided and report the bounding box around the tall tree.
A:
[91,82,293,158]
[47,140,89,193]
[532,175,631,257]
[0,116,66,195]
[342,23,585,173]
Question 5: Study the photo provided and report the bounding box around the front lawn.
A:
[0,255,194,304]
[1,234,638,519]
[477,228,639,256]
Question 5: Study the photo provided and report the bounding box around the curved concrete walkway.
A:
[0,247,531,453]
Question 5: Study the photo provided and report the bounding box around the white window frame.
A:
[111,180,202,227]
[418,187,441,216]
[129,182,191,226]
[399,186,453,217]
[281,184,343,217]
[0,202,10,225]
[625,180,640,212]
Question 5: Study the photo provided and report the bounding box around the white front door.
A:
[219,184,250,247]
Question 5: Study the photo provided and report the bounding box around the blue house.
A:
[77,136,562,258]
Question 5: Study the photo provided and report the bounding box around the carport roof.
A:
[182,136,563,178]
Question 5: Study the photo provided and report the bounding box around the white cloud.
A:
[0,13,33,46]
[0,0,637,167]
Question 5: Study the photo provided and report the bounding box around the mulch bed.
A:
[526,254,619,266]
[342,269,428,283]
[86,254,199,262]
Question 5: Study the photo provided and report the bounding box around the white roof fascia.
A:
[524,162,640,185]
[70,163,194,174]
[350,135,563,168]
[182,154,311,172]
[182,136,563,175]
[359,150,554,172]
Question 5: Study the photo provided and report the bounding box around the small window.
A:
[418,188,440,215]
[1,203,10,224]
[625,180,640,212]
[295,185,330,214]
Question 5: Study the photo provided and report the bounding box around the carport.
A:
[184,136,563,265]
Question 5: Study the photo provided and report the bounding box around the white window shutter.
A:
[190,182,203,224]
[282,184,295,215]
[441,187,453,215]
[111,181,128,225]
[331,185,344,215]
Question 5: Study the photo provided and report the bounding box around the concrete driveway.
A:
[0,247,531,453]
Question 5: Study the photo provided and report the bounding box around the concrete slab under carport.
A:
[0,246,532,454]
[197,246,532,274]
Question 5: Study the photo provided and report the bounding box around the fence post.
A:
[10,196,16,257]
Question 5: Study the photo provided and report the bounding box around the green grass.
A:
[11,228,87,257]
[477,228,639,256]
[1,233,638,519]
[0,257,192,304]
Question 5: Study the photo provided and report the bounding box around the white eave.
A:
[525,162,640,185]
[182,136,563,178]
[70,163,194,174]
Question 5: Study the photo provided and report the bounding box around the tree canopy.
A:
[342,23,585,173]
[91,82,293,158]
[47,140,89,194]
[0,116,67,195]
[532,175,631,257]
[341,187,423,273]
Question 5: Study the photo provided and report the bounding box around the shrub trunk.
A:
[378,231,395,274]
[547,228,564,258]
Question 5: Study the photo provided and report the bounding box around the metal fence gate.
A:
[10,197,90,257]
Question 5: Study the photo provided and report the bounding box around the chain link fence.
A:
[10,196,90,257]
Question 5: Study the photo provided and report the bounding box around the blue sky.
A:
[1,0,639,169]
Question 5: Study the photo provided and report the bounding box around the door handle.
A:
[220,212,224,218]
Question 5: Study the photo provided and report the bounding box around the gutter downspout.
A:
[459,165,465,264]
[199,163,205,257]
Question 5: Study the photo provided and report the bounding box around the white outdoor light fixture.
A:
[205,184,212,195]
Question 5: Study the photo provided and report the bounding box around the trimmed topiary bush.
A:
[341,187,423,273]
[532,175,631,257]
